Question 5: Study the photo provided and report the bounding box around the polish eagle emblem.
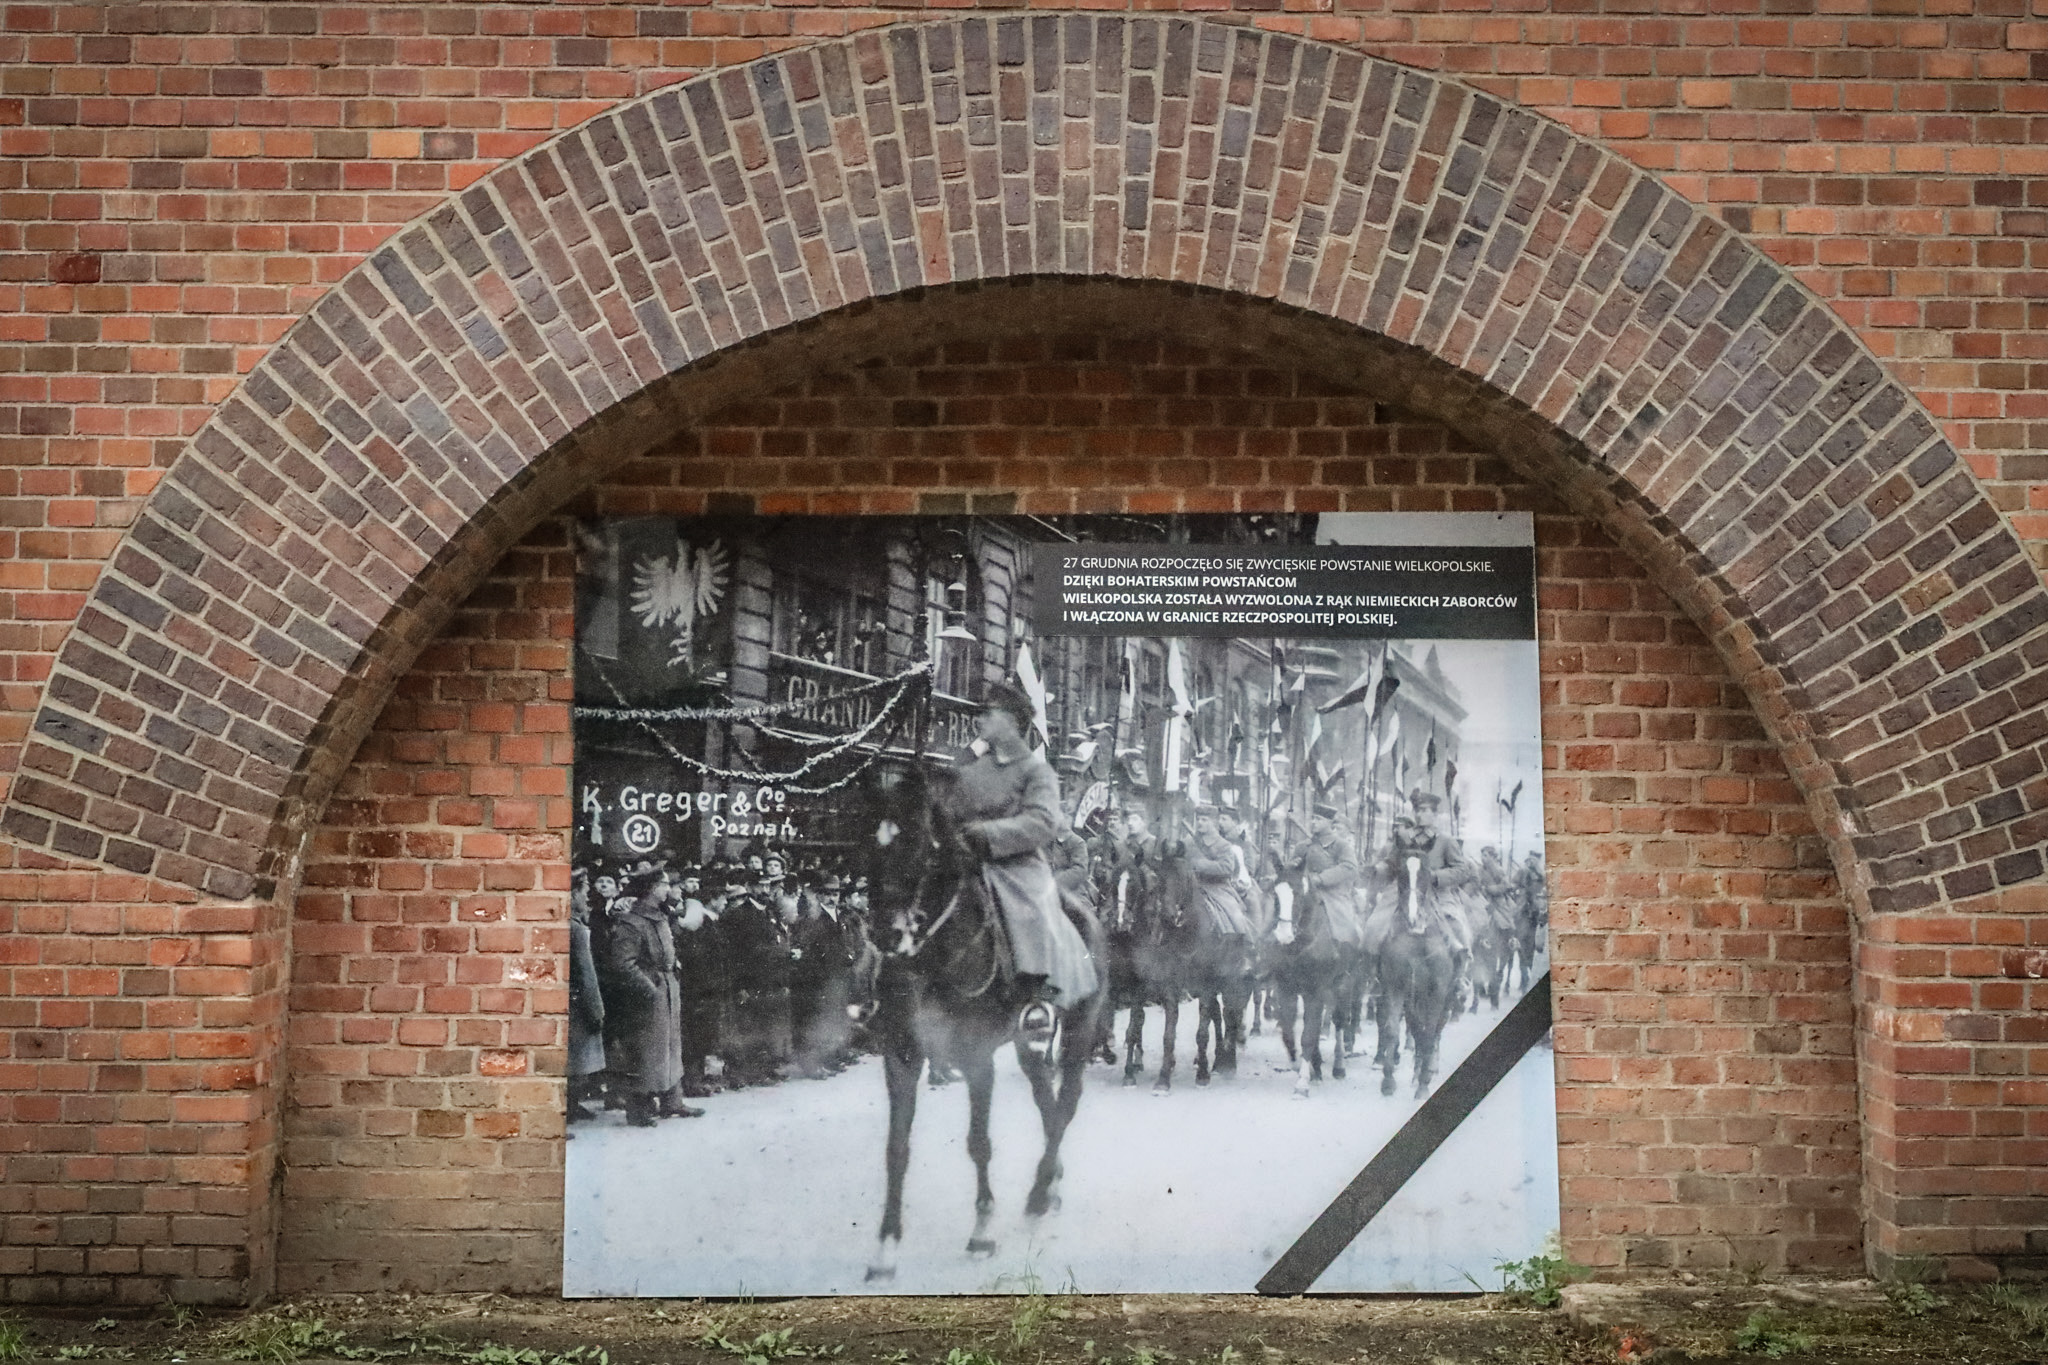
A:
[630,536,730,668]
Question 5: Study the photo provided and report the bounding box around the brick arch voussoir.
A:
[3,15,2042,909]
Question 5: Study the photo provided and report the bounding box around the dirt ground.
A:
[6,1277,2048,1365]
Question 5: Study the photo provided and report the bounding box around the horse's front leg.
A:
[1094,993,1119,1065]
[1194,989,1215,1087]
[1155,992,1178,1094]
[1331,963,1354,1082]
[965,1052,998,1257]
[867,1045,921,1282]
[1412,1000,1438,1099]
[1221,974,1247,1074]
[1295,982,1325,1097]
[1020,1010,1087,1218]
[1276,983,1300,1067]
[1123,1002,1145,1087]
[1376,963,1404,1097]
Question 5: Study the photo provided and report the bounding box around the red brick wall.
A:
[0,866,283,1305]
[1,2,2047,798]
[280,339,1859,1292]
[1,2,2042,1304]
[282,537,571,1292]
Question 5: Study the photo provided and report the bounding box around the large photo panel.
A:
[564,512,1554,1295]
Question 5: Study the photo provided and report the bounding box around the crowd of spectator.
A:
[568,851,877,1128]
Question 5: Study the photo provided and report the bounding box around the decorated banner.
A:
[565,512,1554,1295]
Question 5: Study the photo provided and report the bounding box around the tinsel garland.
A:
[572,661,930,725]
[599,663,931,794]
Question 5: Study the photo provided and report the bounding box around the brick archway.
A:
[8,17,2040,917]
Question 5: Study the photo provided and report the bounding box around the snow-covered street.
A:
[564,990,1559,1297]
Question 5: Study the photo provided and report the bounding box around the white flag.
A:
[1015,640,1051,747]
[1164,638,1190,792]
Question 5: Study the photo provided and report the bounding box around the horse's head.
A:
[1135,838,1194,936]
[857,760,982,967]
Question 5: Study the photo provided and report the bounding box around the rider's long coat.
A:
[1189,833,1257,938]
[951,747,1100,1005]
[1300,830,1363,949]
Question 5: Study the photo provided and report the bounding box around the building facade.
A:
[0,2,2044,1303]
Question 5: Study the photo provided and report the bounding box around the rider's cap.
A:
[1311,800,1339,819]
[978,680,1037,732]
[1408,787,1443,811]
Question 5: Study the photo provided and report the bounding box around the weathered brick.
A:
[0,10,2038,1305]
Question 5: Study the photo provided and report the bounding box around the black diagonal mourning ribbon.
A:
[1256,971,1554,1296]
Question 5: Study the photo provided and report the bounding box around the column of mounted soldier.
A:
[566,773,1550,1124]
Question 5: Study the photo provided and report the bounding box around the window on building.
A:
[773,543,886,677]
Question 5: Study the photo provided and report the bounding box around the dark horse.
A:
[858,761,1107,1282]
[1099,837,1252,1092]
[1465,876,1515,1014]
[1259,862,1363,1098]
[1098,836,1188,1093]
[1368,851,1458,1098]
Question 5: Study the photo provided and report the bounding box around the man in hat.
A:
[601,865,690,1126]
[720,861,794,1087]
[567,869,607,1122]
[948,680,1100,1053]
[789,872,854,1078]
[1101,805,1161,935]
[1280,799,1363,951]
[672,865,726,1098]
[1189,805,1257,939]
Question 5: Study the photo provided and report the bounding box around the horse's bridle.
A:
[901,879,967,956]
[890,871,1002,1000]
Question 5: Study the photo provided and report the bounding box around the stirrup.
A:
[1018,1001,1056,1058]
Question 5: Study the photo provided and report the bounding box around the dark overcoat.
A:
[602,905,683,1093]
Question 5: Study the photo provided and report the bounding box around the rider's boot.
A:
[1016,974,1057,1060]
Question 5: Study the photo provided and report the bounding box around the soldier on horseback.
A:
[1288,800,1364,952]
[1356,788,1472,1096]
[1189,806,1259,939]
[1362,789,1474,957]
[1104,805,1163,934]
[860,686,1109,1279]
[947,682,1101,1056]
[1261,799,1365,1092]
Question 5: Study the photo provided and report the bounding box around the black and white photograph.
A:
[563,511,1555,1296]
